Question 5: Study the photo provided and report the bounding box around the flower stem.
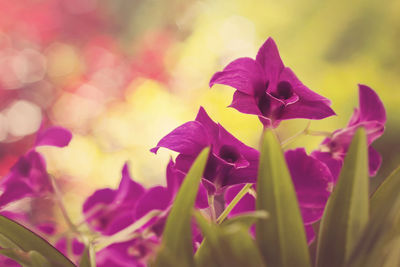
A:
[281,121,310,148]
[49,175,77,233]
[216,183,252,224]
[208,194,217,222]
[305,129,332,137]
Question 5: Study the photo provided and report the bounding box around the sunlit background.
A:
[0,0,399,219]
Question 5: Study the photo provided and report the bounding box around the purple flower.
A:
[312,84,386,181]
[151,107,259,193]
[209,37,335,127]
[0,127,72,208]
[82,163,146,235]
[224,148,333,244]
[96,236,159,267]
[83,162,197,266]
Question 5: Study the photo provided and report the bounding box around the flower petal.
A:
[116,163,145,203]
[229,91,263,116]
[150,121,208,155]
[209,57,265,95]
[305,225,316,245]
[134,186,172,220]
[35,126,72,148]
[356,84,386,125]
[224,183,255,217]
[285,148,332,208]
[0,180,33,207]
[255,37,284,85]
[311,150,343,183]
[368,146,382,177]
[195,107,219,142]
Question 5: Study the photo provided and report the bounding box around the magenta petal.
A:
[0,180,33,207]
[134,186,172,220]
[195,107,219,141]
[201,178,217,195]
[35,126,72,148]
[279,68,331,104]
[224,183,255,217]
[311,151,343,183]
[229,90,263,116]
[356,84,386,125]
[195,182,209,209]
[150,121,208,155]
[209,57,265,95]
[285,148,332,208]
[305,225,316,245]
[116,163,145,203]
[368,146,382,177]
[255,37,284,85]
[301,206,325,224]
[280,98,336,120]
[83,188,116,214]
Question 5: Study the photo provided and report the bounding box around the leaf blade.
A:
[316,128,369,267]
[256,130,311,267]
[153,148,210,267]
[0,215,75,267]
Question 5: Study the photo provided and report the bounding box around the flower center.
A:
[271,81,293,100]
[218,145,240,163]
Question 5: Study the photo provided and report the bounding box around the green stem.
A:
[208,194,217,222]
[94,210,162,251]
[49,175,77,233]
[216,183,252,224]
[281,121,310,148]
[305,129,332,137]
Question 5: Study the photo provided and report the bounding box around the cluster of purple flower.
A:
[0,37,386,266]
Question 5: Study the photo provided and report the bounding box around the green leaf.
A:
[345,165,400,267]
[221,210,269,228]
[0,248,30,266]
[256,130,310,267]
[80,245,96,267]
[0,215,75,267]
[29,251,51,267]
[152,148,210,267]
[316,128,369,267]
[194,212,266,267]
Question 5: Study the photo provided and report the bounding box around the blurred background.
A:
[0,0,399,218]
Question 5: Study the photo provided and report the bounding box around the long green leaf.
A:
[256,130,310,267]
[316,128,369,267]
[0,215,75,267]
[29,251,51,267]
[345,165,400,267]
[152,147,210,267]
[194,212,266,267]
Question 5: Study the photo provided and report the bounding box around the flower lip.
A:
[270,81,300,105]
[218,145,239,163]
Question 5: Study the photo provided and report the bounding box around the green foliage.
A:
[0,215,75,267]
[194,211,266,267]
[316,128,369,267]
[152,147,210,267]
[256,130,311,267]
[2,128,400,267]
[346,165,400,267]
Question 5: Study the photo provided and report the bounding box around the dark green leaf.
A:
[194,212,266,267]
[152,148,210,267]
[220,211,268,228]
[0,248,30,266]
[316,128,369,267]
[79,245,95,267]
[345,165,400,267]
[256,130,310,267]
[29,251,51,267]
[0,215,75,267]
